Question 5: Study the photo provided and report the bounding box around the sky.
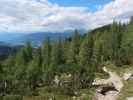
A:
[0,0,133,33]
[49,0,112,11]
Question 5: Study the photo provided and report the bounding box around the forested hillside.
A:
[0,17,133,100]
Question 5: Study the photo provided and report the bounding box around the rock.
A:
[98,84,118,95]
[123,73,133,81]
[131,76,133,80]
[105,91,118,96]
[49,96,55,100]
[93,91,119,100]
[60,73,72,79]
[72,96,76,100]
[127,97,133,100]
[74,91,78,96]
[53,75,60,86]
[92,79,109,86]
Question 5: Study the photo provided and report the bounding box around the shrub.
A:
[3,95,22,100]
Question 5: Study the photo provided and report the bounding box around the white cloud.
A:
[0,0,133,33]
[87,0,133,29]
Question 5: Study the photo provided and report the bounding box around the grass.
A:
[117,80,133,100]
[95,71,109,79]
[21,86,95,100]
[1,81,95,100]
[106,63,133,77]
[80,88,96,99]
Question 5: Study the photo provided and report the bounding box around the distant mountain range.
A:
[0,30,85,47]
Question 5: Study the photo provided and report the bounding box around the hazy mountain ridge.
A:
[0,30,85,46]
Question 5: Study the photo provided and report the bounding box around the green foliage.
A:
[120,17,133,64]
[15,42,33,66]
[0,63,4,80]
[3,95,22,100]
[42,37,51,69]
[51,37,65,66]
[67,30,81,63]
[26,48,43,90]
[79,34,93,66]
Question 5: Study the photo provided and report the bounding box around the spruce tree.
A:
[27,48,43,90]
[51,37,64,66]
[41,36,51,79]
[79,34,93,66]
[42,36,51,67]
[121,17,133,64]
[67,30,81,64]
[15,42,33,66]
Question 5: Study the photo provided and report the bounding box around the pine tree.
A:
[41,36,51,77]
[27,48,43,90]
[15,42,33,81]
[4,56,16,80]
[42,37,51,67]
[0,63,4,80]
[110,22,122,60]
[24,42,33,62]
[79,34,93,66]
[101,30,113,61]
[67,30,81,64]
[51,37,64,66]
[121,17,133,64]
[15,42,33,66]
[92,37,103,71]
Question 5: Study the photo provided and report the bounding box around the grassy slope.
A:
[21,88,95,100]
[1,83,95,100]
[118,80,133,100]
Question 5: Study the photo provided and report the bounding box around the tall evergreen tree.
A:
[4,56,16,80]
[79,34,94,66]
[27,48,43,90]
[67,30,81,63]
[0,63,4,80]
[24,42,33,62]
[51,37,64,66]
[121,17,133,64]
[42,37,51,73]
[15,42,33,66]
[15,42,33,80]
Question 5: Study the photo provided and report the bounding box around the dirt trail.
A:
[93,67,124,100]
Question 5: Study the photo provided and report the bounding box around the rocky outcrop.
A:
[96,84,118,95]
[92,67,123,100]
[93,91,119,100]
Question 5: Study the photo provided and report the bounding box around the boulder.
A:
[123,72,133,81]
[96,83,118,95]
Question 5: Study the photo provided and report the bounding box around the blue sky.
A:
[0,0,132,33]
[49,0,112,11]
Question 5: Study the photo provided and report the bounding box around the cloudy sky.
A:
[0,0,133,33]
